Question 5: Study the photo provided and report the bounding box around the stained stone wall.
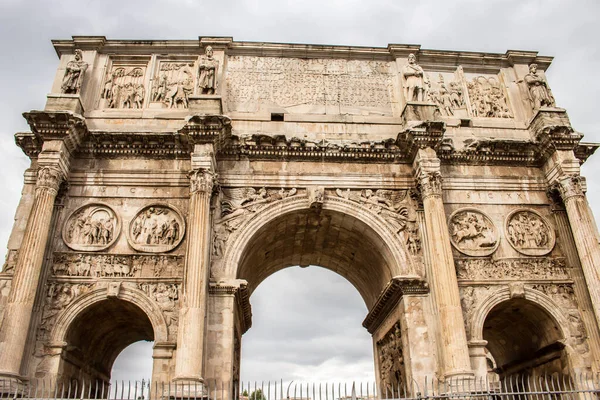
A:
[0,36,600,396]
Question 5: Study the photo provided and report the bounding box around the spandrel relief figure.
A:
[63,204,120,251]
[524,63,555,110]
[449,209,498,256]
[198,46,218,95]
[467,76,512,118]
[402,54,425,102]
[506,210,555,256]
[102,66,146,109]
[61,49,88,94]
[128,205,185,253]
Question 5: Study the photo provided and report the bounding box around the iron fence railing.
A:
[1,373,599,400]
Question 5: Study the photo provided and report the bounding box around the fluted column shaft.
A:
[175,168,215,382]
[0,166,63,377]
[414,148,472,378]
[556,175,600,331]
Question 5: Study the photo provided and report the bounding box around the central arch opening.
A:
[234,206,404,384]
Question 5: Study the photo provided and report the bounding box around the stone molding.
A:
[209,281,252,333]
[362,276,429,334]
[21,111,88,155]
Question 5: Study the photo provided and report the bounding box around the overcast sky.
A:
[1,0,600,386]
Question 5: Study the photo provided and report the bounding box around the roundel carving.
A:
[506,209,555,256]
[62,203,120,251]
[448,208,499,256]
[127,204,185,253]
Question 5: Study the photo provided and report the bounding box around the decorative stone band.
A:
[178,115,231,150]
[415,170,443,199]
[362,276,429,334]
[36,166,64,193]
[209,281,252,333]
[189,169,216,194]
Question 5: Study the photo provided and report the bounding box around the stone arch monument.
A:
[1,36,600,396]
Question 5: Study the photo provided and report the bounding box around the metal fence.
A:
[1,374,599,400]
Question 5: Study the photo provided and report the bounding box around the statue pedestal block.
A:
[189,95,222,115]
[402,102,441,123]
[44,94,84,115]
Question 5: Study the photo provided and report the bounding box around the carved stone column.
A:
[554,175,600,331]
[413,147,473,379]
[174,167,215,383]
[0,166,64,378]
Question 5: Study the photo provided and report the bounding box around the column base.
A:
[166,378,208,399]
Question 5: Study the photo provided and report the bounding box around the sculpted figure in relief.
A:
[507,211,553,255]
[65,207,116,248]
[524,63,555,110]
[402,54,425,102]
[103,67,146,109]
[151,63,194,108]
[467,76,512,118]
[198,46,218,95]
[449,210,497,256]
[131,207,181,246]
[378,323,404,392]
[61,49,88,94]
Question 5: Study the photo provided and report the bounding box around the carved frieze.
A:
[62,204,120,251]
[150,61,194,108]
[225,56,395,114]
[448,209,498,256]
[377,322,405,391]
[466,75,512,118]
[455,257,569,280]
[51,252,183,278]
[128,205,185,253]
[506,209,555,256]
[101,64,147,109]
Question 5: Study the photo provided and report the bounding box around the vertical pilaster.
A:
[413,147,472,379]
[0,166,64,378]
[175,155,215,383]
[555,175,600,335]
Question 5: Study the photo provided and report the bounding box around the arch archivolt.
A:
[217,191,417,282]
[50,285,170,346]
[470,286,572,342]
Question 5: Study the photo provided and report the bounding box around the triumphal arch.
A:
[1,36,600,393]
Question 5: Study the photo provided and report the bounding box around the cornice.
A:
[18,111,88,157]
[362,276,429,334]
[51,37,552,69]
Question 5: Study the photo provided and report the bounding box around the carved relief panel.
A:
[465,74,513,118]
[139,282,180,338]
[127,204,186,253]
[424,67,468,117]
[455,258,569,281]
[448,209,499,256]
[0,279,11,323]
[377,322,405,391]
[506,209,555,256]
[51,252,184,278]
[62,204,120,251]
[100,59,149,109]
[149,59,195,109]
[225,56,396,115]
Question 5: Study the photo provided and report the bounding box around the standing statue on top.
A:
[198,46,218,95]
[524,63,555,110]
[61,49,88,94]
[402,53,425,102]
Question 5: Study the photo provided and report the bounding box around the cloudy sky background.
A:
[1,0,600,385]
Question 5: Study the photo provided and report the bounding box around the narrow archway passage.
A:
[241,266,375,383]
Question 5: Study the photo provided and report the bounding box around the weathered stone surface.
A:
[1,37,600,393]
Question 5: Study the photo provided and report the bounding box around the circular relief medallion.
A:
[505,209,555,256]
[127,204,185,253]
[448,208,499,256]
[62,203,120,251]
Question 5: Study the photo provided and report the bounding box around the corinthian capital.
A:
[416,170,443,199]
[189,169,216,194]
[556,174,585,200]
[36,166,64,192]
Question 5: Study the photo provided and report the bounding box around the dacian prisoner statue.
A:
[1,36,600,400]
